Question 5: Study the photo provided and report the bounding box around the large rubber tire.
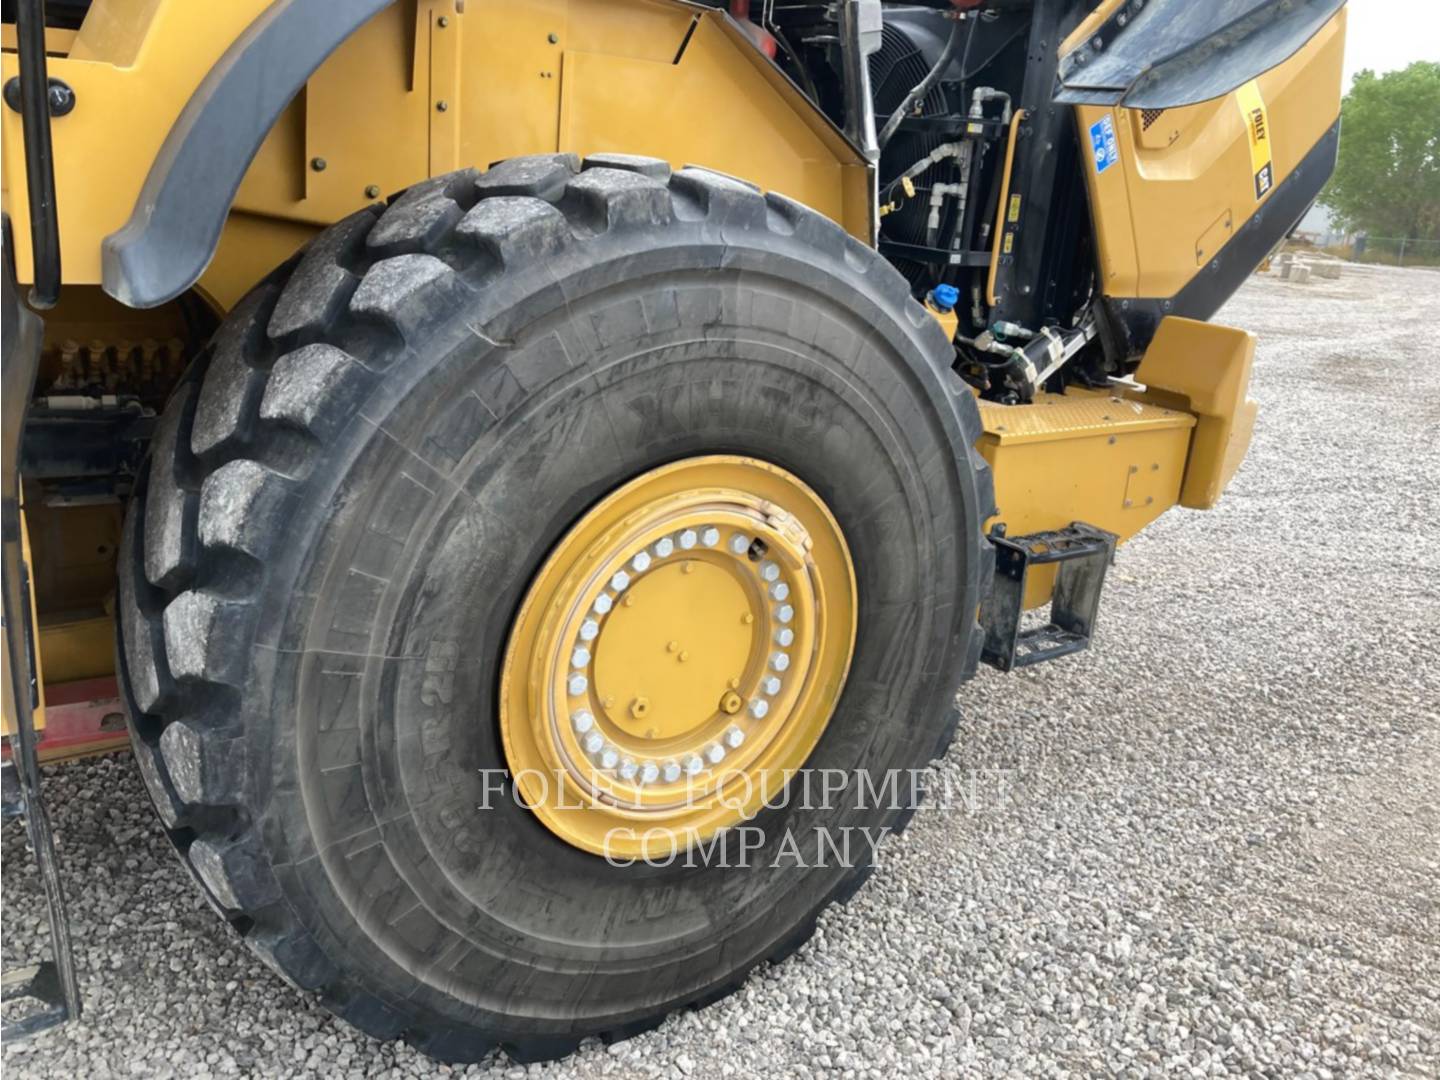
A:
[116,154,996,1062]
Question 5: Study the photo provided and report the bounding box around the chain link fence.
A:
[1332,236,1440,267]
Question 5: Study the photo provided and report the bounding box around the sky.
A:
[1341,0,1439,87]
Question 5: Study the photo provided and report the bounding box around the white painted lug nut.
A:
[775,628,795,647]
[701,527,720,547]
[631,551,652,573]
[770,582,790,601]
[568,674,588,696]
[640,761,660,784]
[729,533,750,555]
[725,726,745,749]
[762,676,782,696]
[662,761,682,783]
[684,754,705,775]
[678,529,698,550]
[600,747,619,769]
[610,570,630,592]
[619,757,638,780]
[572,647,591,668]
[777,604,794,624]
[760,561,780,582]
[706,742,726,765]
[580,619,600,642]
[771,652,791,672]
[572,710,595,733]
[749,698,769,719]
[655,537,675,557]
[584,731,605,754]
[593,594,613,615]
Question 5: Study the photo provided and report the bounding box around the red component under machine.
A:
[728,0,778,59]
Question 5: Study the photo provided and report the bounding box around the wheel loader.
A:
[0,0,1345,1061]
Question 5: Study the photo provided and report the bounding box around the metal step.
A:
[980,522,1117,672]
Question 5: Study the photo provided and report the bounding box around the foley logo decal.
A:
[1236,80,1274,201]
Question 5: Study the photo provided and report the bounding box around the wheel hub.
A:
[499,456,856,859]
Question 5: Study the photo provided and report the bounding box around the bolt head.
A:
[364,184,381,199]
[775,628,794,647]
[572,710,595,733]
[684,755,704,776]
[771,652,791,672]
[584,731,605,754]
[706,743,725,765]
[610,570,630,592]
[679,529,698,550]
[749,698,769,719]
[600,747,619,769]
[760,561,780,582]
[310,157,327,172]
[579,619,600,642]
[777,604,794,624]
[640,762,660,784]
[725,726,745,749]
[729,533,750,555]
[662,762,682,783]
[619,758,638,780]
[594,594,613,614]
[762,676,782,695]
[701,527,720,547]
[572,647,591,668]
[568,674,588,696]
[632,551,652,573]
[770,582,790,601]
[655,537,674,557]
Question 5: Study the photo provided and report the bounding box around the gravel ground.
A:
[4,261,1438,1078]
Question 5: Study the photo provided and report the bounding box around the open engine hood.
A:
[1056,0,1347,109]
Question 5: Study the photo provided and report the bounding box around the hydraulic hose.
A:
[877,13,974,152]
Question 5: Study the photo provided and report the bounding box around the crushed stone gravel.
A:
[3,262,1437,1078]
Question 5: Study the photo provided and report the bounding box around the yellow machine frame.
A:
[1,0,1344,732]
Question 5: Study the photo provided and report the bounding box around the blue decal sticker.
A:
[1089,114,1119,175]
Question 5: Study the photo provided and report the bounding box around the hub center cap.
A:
[499,456,857,859]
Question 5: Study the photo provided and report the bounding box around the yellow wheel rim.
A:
[500,455,857,860]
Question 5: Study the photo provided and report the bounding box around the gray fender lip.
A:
[101,0,394,309]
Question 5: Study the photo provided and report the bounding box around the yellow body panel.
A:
[1131,317,1258,510]
[2,0,869,311]
[1077,7,1345,300]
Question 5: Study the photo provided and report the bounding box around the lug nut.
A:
[572,710,595,733]
[775,628,795,647]
[619,758,638,780]
[749,698,769,719]
[771,652,791,672]
[777,604,794,624]
[572,647,591,668]
[568,674,588,696]
[632,551,652,573]
[760,561,780,582]
[684,754,704,775]
[610,570,630,591]
[770,582,790,601]
[679,529,698,550]
[762,676,782,695]
[729,533,750,555]
[580,619,599,642]
[662,761,682,783]
[584,731,605,754]
[594,594,613,614]
[655,537,674,557]
[640,762,660,784]
[701,527,720,547]
[725,726,745,749]
[600,747,619,769]
[706,743,726,765]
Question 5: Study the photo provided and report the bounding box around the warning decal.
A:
[1236,80,1274,201]
[1089,113,1119,174]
